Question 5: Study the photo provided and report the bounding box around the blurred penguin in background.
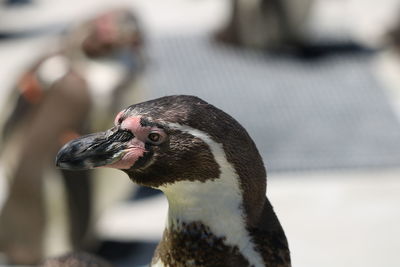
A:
[216,0,313,50]
[41,251,113,267]
[388,20,400,53]
[0,8,145,264]
[373,14,400,118]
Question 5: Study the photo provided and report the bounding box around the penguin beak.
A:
[56,128,133,170]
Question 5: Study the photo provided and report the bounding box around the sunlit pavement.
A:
[95,169,400,267]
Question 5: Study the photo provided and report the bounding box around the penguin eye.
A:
[147,132,162,144]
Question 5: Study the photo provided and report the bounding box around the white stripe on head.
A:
[158,123,264,267]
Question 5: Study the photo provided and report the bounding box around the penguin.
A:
[216,0,313,50]
[0,63,92,264]
[56,95,291,267]
[41,251,113,267]
[0,8,145,264]
[373,18,400,120]
[388,20,400,53]
[64,7,146,119]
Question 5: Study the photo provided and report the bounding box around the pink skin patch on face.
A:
[120,116,152,141]
[95,12,118,44]
[105,140,145,169]
[105,114,163,170]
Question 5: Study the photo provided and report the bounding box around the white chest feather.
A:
[85,59,127,107]
[37,55,70,87]
[158,124,264,267]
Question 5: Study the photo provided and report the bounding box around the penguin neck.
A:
[158,172,265,267]
[160,177,247,242]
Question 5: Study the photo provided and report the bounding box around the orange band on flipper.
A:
[19,72,43,104]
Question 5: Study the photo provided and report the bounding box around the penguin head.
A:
[72,8,143,58]
[56,95,265,190]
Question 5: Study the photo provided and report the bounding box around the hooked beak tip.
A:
[55,146,78,170]
[54,130,128,171]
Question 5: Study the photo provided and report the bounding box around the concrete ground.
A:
[1,0,400,266]
[270,170,400,267]
[96,169,400,267]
